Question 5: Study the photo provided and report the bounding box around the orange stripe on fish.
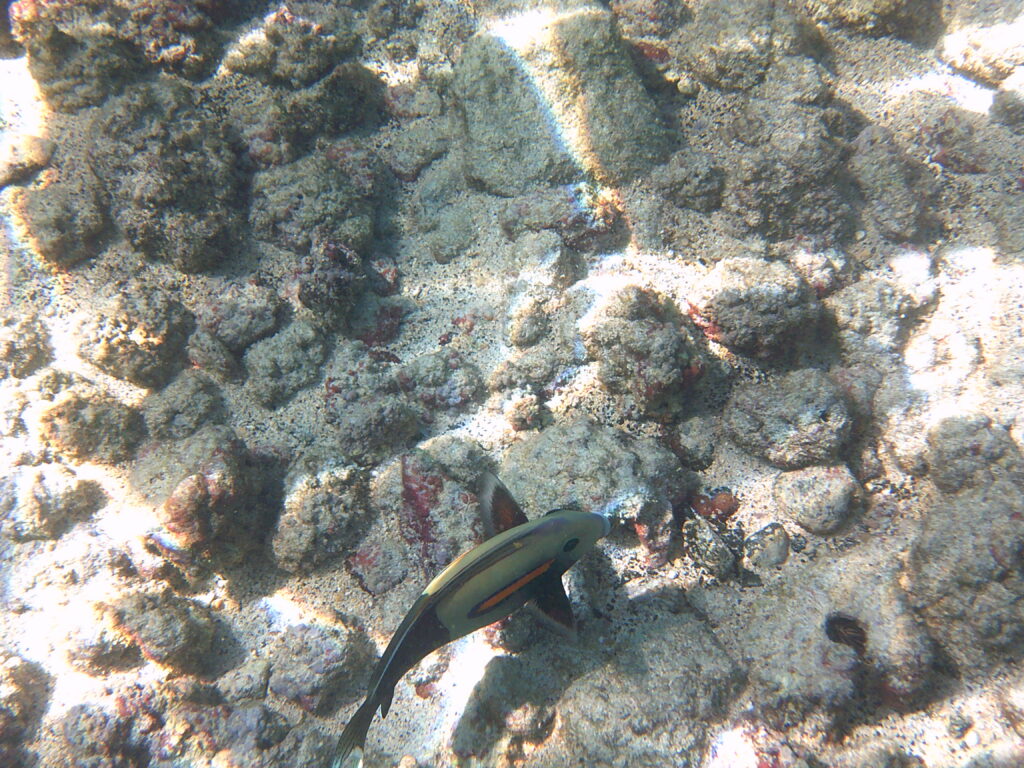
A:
[470,559,554,617]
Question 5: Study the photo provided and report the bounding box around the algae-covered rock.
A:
[802,0,938,37]
[142,370,225,440]
[773,464,862,534]
[11,0,236,110]
[581,285,705,413]
[108,591,216,673]
[39,388,144,464]
[250,147,376,255]
[0,314,52,379]
[849,125,935,241]
[222,5,359,89]
[725,100,854,241]
[272,464,370,574]
[91,80,248,273]
[905,427,1024,671]
[452,7,672,195]
[725,369,852,469]
[18,162,109,267]
[825,277,916,359]
[0,463,103,540]
[134,425,261,570]
[690,256,821,358]
[672,0,811,91]
[79,279,194,388]
[194,282,283,355]
[244,320,327,409]
[538,612,745,767]
[267,624,371,714]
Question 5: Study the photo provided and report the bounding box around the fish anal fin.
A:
[527,572,577,640]
[479,472,528,538]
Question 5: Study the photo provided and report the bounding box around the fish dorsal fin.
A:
[526,571,577,640]
[478,472,528,538]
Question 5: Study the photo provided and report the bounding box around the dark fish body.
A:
[331,475,609,767]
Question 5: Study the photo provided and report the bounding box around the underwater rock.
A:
[272,464,370,574]
[10,0,236,108]
[672,415,717,471]
[194,282,283,355]
[672,0,811,91]
[0,134,54,189]
[267,624,370,714]
[109,591,216,673]
[186,329,240,381]
[699,537,933,722]
[925,414,1024,494]
[224,702,290,753]
[684,515,736,579]
[451,654,557,761]
[59,703,137,767]
[724,100,854,241]
[329,393,421,466]
[758,54,833,106]
[849,125,935,241]
[690,256,821,359]
[284,237,367,325]
[502,416,692,561]
[725,369,852,469]
[385,115,451,181]
[742,522,790,572]
[940,9,1024,85]
[221,5,359,89]
[0,654,47,753]
[0,463,103,541]
[137,425,260,570]
[244,320,327,409]
[992,68,1024,130]
[250,146,376,256]
[369,452,480,575]
[39,388,144,464]
[18,162,109,267]
[394,349,484,414]
[649,148,725,213]
[503,416,691,515]
[345,525,409,596]
[825,277,916,359]
[79,280,193,388]
[801,0,936,37]
[217,658,272,704]
[142,370,225,440]
[0,314,51,379]
[65,607,140,675]
[904,449,1024,670]
[581,285,705,413]
[538,612,745,767]
[89,80,248,273]
[452,6,672,195]
[230,61,384,170]
[772,464,862,535]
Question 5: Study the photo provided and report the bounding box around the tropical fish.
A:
[330,472,610,768]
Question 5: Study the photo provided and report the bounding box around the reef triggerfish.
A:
[330,472,610,767]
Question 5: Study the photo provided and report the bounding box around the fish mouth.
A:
[597,512,611,537]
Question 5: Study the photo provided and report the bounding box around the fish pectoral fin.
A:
[527,572,577,640]
[478,472,529,538]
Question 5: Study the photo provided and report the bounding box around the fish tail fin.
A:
[330,698,377,768]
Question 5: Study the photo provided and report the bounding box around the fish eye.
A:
[562,537,579,553]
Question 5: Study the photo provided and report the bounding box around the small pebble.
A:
[742,522,790,571]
